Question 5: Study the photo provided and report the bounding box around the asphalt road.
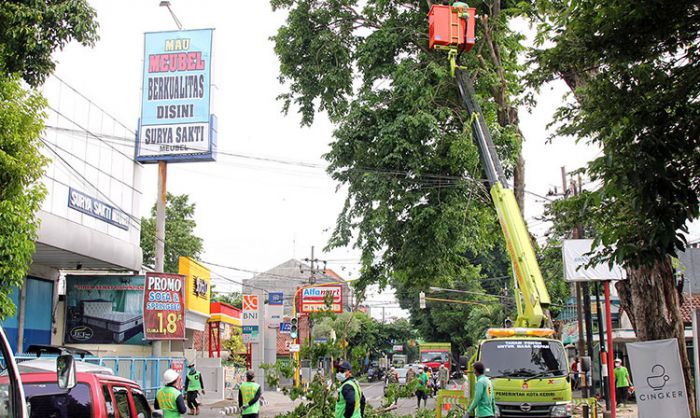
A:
[361,380,436,416]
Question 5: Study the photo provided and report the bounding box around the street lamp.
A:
[159,1,183,30]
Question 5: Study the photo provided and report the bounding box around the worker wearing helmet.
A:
[239,369,262,418]
[155,369,187,418]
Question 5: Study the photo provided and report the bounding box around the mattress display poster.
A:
[136,28,217,163]
[142,272,187,340]
[64,275,147,345]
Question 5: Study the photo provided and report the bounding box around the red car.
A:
[2,364,155,418]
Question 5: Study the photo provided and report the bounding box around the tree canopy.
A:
[0,0,98,319]
[271,0,538,348]
[140,193,204,273]
[0,0,98,87]
[525,0,699,414]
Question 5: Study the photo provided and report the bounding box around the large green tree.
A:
[140,193,203,273]
[271,0,539,349]
[0,0,97,319]
[525,0,699,413]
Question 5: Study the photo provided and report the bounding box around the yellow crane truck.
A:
[428,3,573,417]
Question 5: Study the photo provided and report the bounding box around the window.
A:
[102,385,115,418]
[112,387,133,418]
[131,389,150,418]
[480,339,568,378]
[24,382,92,418]
[420,351,448,363]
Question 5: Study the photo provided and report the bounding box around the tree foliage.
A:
[211,291,242,309]
[0,0,98,87]
[525,0,700,414]
[0,0,98,320]
[525,0,699,267]
[140,193,203,273]
[271,0,542,353]
[0,77,47,320]
[222,327,246,365]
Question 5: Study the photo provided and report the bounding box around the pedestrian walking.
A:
[335,360,366,418]
[239,370,262,418]
[184,363,205,415]
[416,367,429,409]
[614,358,632,408]
[438,363,449,391]
[570,357,579,391]
[406,366,416,384]
[155,369,187,418]
[466,362,496,418]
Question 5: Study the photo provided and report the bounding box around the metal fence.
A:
[14,355,186,399]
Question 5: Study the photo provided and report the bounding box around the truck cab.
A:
[470,328,572,418]
[420,342,451,372]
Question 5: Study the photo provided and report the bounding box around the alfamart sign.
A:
[301,285,343,313]
[136,28,217,162]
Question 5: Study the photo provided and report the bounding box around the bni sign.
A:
[242,295,260,343]
[136,29,217,163]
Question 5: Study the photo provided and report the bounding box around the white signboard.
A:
[266,292,284,326]
[242,295,260,343]
[562,239,626,282]
[627,339,691,418]
[289,344,300,353]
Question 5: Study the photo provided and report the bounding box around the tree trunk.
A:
[616,257,696,418]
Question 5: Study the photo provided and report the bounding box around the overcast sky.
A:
[49,1,698,319]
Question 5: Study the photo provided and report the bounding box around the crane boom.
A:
[455,69,551,328]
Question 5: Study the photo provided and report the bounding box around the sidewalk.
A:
[199,390,301,417]
[572,403,637,418]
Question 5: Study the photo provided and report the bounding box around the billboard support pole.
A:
[153,161,167,357]
[604,281,616,418]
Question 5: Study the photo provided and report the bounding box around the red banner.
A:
[170,359,185,390]
[143,272,186,340]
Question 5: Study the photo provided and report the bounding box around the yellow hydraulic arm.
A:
[454,69,551,328]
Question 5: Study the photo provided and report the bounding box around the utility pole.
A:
[302,246,327,285]
[562,167,589,418]
[152,1,183,357]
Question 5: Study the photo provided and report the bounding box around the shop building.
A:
[1,77,143,354]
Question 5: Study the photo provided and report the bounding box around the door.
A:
[0,277,54,353]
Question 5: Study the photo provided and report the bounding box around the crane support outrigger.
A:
[429,3,573,417]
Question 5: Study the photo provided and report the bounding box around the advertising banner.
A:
[143,272,186,340]
[301,285,343,313]
[170,358,185,390]
[137,29,217,163]
[266,292,284,326]
[627,338,691,418]
[562,239,626,282]
[242,325,259,344]
[64,275,146,345]
[179,257,211,314]
[242,295,260,343]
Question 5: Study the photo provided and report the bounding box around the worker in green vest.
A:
[184,362,206,415]
[238,369,262,418]
[467,362,496,418]
[154,369,187,418]
[335,360,365,418]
